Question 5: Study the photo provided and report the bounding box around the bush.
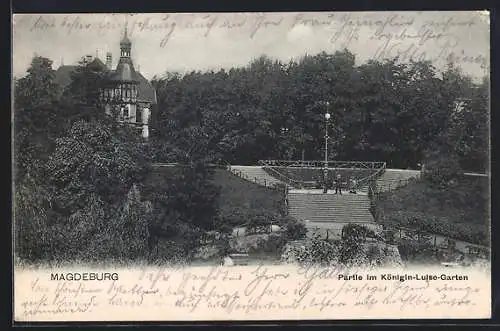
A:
[341,223,368,242]
[278,216,307,240]
[398,239,437,262]
[383,228,397,244]
[365,245,383,266]
[424,154,462,188]
[339,224,368,265]
[295,234,338,266]
[250,233,287,255]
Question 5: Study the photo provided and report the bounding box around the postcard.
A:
[12,11,491,322]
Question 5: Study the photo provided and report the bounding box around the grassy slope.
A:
[143,166,284,225]
[211,169,284,226]
[374,176,489,245]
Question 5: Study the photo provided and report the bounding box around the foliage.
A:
[14,50,489,264]
[382,228,397,245]
[374,177,489,245]
[209,168,284,229]
[398,239,438,263]
[14,174,53,261]
[424,149,462,188]
[278,216,308,240]
[14,56,62,184]
[141,163,221,263]
[14,55,216,264]
[153,53,488,172]
[295,234,339,266]
[63,58,108,108]
[292,226,388,267]
[46,119,149,214]
[339,224,368,264]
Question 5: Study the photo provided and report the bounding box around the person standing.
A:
[335,174,342,195]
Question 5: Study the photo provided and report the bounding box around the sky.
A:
[12,11,490,81]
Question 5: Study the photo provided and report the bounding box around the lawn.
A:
[211,169,285,227]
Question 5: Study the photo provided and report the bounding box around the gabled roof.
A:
[87,58,107,71]
[136,72,157,104]
[54,65,78,88]
[54,61,157,104]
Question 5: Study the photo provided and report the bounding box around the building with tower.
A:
[54,27,157,138]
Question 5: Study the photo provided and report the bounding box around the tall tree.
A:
[14,56,61,184]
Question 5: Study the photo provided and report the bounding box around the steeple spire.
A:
[120,24,132,58]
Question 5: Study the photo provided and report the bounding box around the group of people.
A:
[316,172,359,194]
[333,174,358,194]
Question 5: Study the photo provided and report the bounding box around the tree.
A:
[14,56,62,184]
[63,58,108,109]
[45,119,149,215]
[142,162,221,261]
[14,174,53,261]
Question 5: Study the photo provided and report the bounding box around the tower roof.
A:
[112,58,137,82]
[120,26,131,46]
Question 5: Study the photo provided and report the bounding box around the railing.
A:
[370,175,420,196]
[354,165,386,192]
[152,163,179,167]
[152,162,232,169]
[379,224,490,257]
[227,167,283,191]
[263,166,314,189]
[258,160,387,169]
[262,161,387,190]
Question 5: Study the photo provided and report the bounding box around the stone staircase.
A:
[288,192,380,238]
[225,165,421,240]
[375,169,421,192]
[228,165,285,187]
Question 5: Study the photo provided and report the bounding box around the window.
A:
[123,106,129,120]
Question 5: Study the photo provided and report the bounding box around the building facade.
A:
[54,28,157,138]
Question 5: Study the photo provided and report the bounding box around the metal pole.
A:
[323,114,329,194]
[325,118,328,168]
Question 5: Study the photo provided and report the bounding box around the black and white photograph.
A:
[12,11,491,321]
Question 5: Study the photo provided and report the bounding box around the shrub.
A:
[365,245,383,266]
[339,224,367,265]
[383,228,397,244]
[341,223,368,242]
[424,154,462,188]
[398,239,437,262]
[278,216,307,240]
[295,234,338,266]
